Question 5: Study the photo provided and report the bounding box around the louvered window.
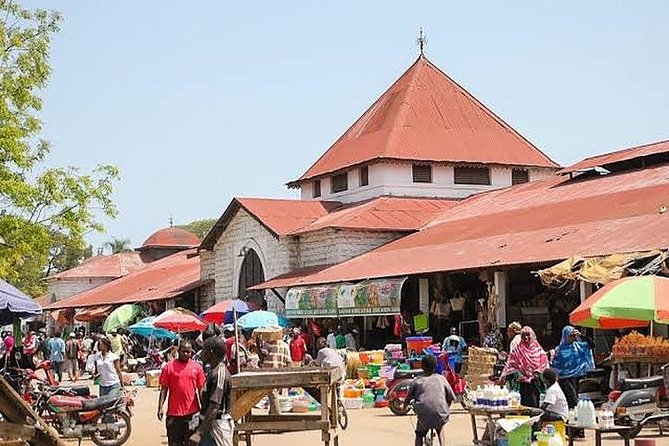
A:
[331,173,348,193]
[512,169,529,185]
[412,164,432,183]
[454,166,491,185]
[359,166,369,186]
[312,180,321,198]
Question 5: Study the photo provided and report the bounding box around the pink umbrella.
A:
[201,299,249,325]
[153,308,206,333]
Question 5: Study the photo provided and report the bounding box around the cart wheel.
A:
[337,399,349,430]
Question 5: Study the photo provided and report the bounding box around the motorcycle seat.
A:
[81,393,121,411]
[619,376,665,391]
[585,368,608,378]
[394,369,424,380]
[53,385,90,397]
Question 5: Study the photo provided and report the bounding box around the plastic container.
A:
[367,364,381,377]
[406,336,433,354]
[343,387,363,398]
[343,397,363,410]
[362,392,375,408]
[357,367,370,379]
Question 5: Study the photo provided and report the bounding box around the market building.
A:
[198,52,562,342]
[44,226,202,328]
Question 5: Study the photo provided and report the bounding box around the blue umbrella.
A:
[127,316,177,340]
[0,279,41,325]
[236,310,289,330]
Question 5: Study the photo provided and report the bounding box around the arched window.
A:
[238,248,265,300]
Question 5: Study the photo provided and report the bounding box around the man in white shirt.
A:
[540,368,569,422]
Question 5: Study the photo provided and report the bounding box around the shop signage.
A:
[285,277,406,318]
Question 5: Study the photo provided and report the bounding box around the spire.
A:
[416,27,427,56]
[168,215,174,227]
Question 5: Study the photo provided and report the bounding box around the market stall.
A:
[231,367,342,446]
[610,331,669,389]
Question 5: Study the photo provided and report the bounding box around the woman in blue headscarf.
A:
[552,326,595,416]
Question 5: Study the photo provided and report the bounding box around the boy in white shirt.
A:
[540,368,569,422]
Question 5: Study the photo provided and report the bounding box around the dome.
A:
[140,227,200,250]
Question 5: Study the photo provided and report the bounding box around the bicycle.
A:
[410,414,439,446]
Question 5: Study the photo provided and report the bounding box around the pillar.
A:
[579,281,593,302]
[494,271,508,327]
[419,277,430,314]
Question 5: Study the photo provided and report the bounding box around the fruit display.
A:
[612,331,669,357]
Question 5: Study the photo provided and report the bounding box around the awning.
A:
[74,305,114,322]
[284,277,406,318]
[538,251,661,287]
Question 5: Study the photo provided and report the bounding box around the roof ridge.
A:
[572,138,669,165]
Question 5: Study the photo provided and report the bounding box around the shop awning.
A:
[74,305,114,322]
[538,251,661,287]
[284,277,406,318]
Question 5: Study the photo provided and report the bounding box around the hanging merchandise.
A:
[450,291,466,311]
[430,299,450,319]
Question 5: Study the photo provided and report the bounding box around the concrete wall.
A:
[300,161,557,203]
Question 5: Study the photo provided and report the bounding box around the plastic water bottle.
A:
[546,425,564,446]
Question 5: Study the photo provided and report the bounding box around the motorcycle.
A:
[387,352,468,416]
[603,362,669,438]
[33,381,134,446]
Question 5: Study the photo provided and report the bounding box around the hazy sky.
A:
[25,1,669,249]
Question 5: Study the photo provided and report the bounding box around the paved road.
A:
[63,382,669,445]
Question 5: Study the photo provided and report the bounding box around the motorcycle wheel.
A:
[389,398,411,416]
[91,411,132,446]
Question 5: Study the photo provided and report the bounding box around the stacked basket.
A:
[466,346,497,388]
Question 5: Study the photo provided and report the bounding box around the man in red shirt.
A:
[289,327,307,366]
[157,340,206,446]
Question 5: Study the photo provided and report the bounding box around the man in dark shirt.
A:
[189,336,233,446]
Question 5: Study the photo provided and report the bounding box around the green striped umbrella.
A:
[570,276,669,329]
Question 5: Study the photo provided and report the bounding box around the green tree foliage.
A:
[177,218,216,240]
[106,237,132,254]
[0,2,119,295]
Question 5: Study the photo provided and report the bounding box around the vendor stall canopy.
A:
[538,251,663,288]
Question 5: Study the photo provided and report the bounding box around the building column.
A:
[418,278,430,314]
[579,281,593,302]
[494,271,508,328]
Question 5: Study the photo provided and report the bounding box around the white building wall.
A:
[47,277,114,303]
[208,209,293,308]
[301,161,557,203]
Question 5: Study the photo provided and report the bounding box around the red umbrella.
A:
[201,299,249,325]
[153,308,206,333]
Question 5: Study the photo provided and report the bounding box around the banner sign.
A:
[285,277,406,318]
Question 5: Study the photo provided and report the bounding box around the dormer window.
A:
[312,180,321,198]
[331,172,348,193]
[359,166,369,186]
[454,166,490,185]
[412,164,432,183]
[512,169,529,185]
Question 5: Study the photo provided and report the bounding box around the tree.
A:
[0,2,119,295]
[106,237,132,254]
[177,218,216,240]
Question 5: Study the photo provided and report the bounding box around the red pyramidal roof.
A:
[291,55,558,185]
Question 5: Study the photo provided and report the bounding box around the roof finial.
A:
[169,215,174,227]
[416,27,427,56]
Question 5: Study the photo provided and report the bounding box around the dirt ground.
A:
[63,381,669,445]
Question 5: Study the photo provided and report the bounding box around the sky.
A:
[24,1,669,250]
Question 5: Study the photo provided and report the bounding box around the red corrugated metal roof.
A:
[237,198,341,235]
[292,55,558,185]
[48,252,149,280]
[256,162,669,289]
[45,249,201,309]
[140,227,200,249]
[292,196,459,234]
[560,139,669,174]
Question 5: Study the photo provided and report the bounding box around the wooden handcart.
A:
[231,367,342,446]
[467,406,539,446]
